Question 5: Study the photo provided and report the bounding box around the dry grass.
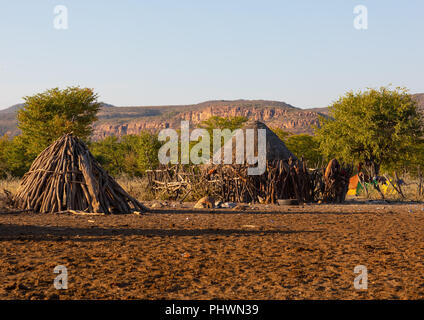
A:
[0,175,174,207]
[0,176,156,208]
[2,174,424,208]
[0,177,19,211]
[360,177,424,202]
[115,175,156,201]
[0,177,20,194]
[115,175,201,202]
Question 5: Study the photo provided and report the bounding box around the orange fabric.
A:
[348,175,359,189]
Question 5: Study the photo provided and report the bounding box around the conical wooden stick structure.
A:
[13,134,146,214]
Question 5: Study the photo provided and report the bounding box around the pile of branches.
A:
[208,159,316,203]
[146,165,211,201]
[321,158,352,203]
[147,159,317,204]
[13,134,146,214]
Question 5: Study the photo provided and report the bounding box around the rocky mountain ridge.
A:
[1,94,423,139]
[91,100,325,140]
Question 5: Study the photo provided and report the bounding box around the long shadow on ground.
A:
[0,224,322,242]
[147,208,398,215]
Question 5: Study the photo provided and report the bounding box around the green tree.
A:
[285,134,323,167]
[272,127,291,142]
[198,116,248,157]
[406,140,424,195]
[18,87,101,158]
[121,133,162,175]
[272,128,323,167]
[0,135,10,178]
[89,136,125,176]
[316,86,423,176]
[0,135,30,177]
[199,116,248,133]
[90,132,162,177]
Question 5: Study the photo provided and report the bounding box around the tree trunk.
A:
[366,159,380,178]
[365,160,385,199]
[394,171,405,198]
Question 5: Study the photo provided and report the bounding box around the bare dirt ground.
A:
[1,201,424,300]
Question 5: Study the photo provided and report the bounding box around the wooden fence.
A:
[145,159,344,204]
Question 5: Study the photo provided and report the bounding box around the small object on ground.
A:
[221,202,237,208]
[57,210,105,216]
[233,204,248,211]
[277,199,299,205]
[257,196,266,204]
[182,252,191,258]
[194,196,215,209]
[242,225,258,228]
[151,202,164,209]
[87,219,95,223]
[214,201,223,208]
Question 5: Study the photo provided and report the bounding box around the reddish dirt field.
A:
[1,201,424,300]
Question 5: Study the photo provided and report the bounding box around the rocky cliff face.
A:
[2,94,423,140]
[91,100,326,140]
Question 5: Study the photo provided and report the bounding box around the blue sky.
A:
[0,0,423,109]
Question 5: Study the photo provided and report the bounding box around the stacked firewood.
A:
[13,134,146,214]
[146,165,211,201]
[209,159,316,204]
[147,159,317,204]
[322,159,352,203]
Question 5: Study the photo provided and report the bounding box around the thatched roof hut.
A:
[147,121,315,204]
[213,120,296,164]
[13,134,146,214]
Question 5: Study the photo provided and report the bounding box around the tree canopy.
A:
[273,128,323,167]
[17,86,101,157]
[198,115,248,161]
[199,116,248,133]
[90,132,162,177]
[315,86,423,175]
[285,134,323,167]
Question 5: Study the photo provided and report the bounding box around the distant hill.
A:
[1,95,424,139]
[90,100,327,140]
[0,103,25,114]
[413,93,424,112]
[0,102,115,114]
[0,102,115,137]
